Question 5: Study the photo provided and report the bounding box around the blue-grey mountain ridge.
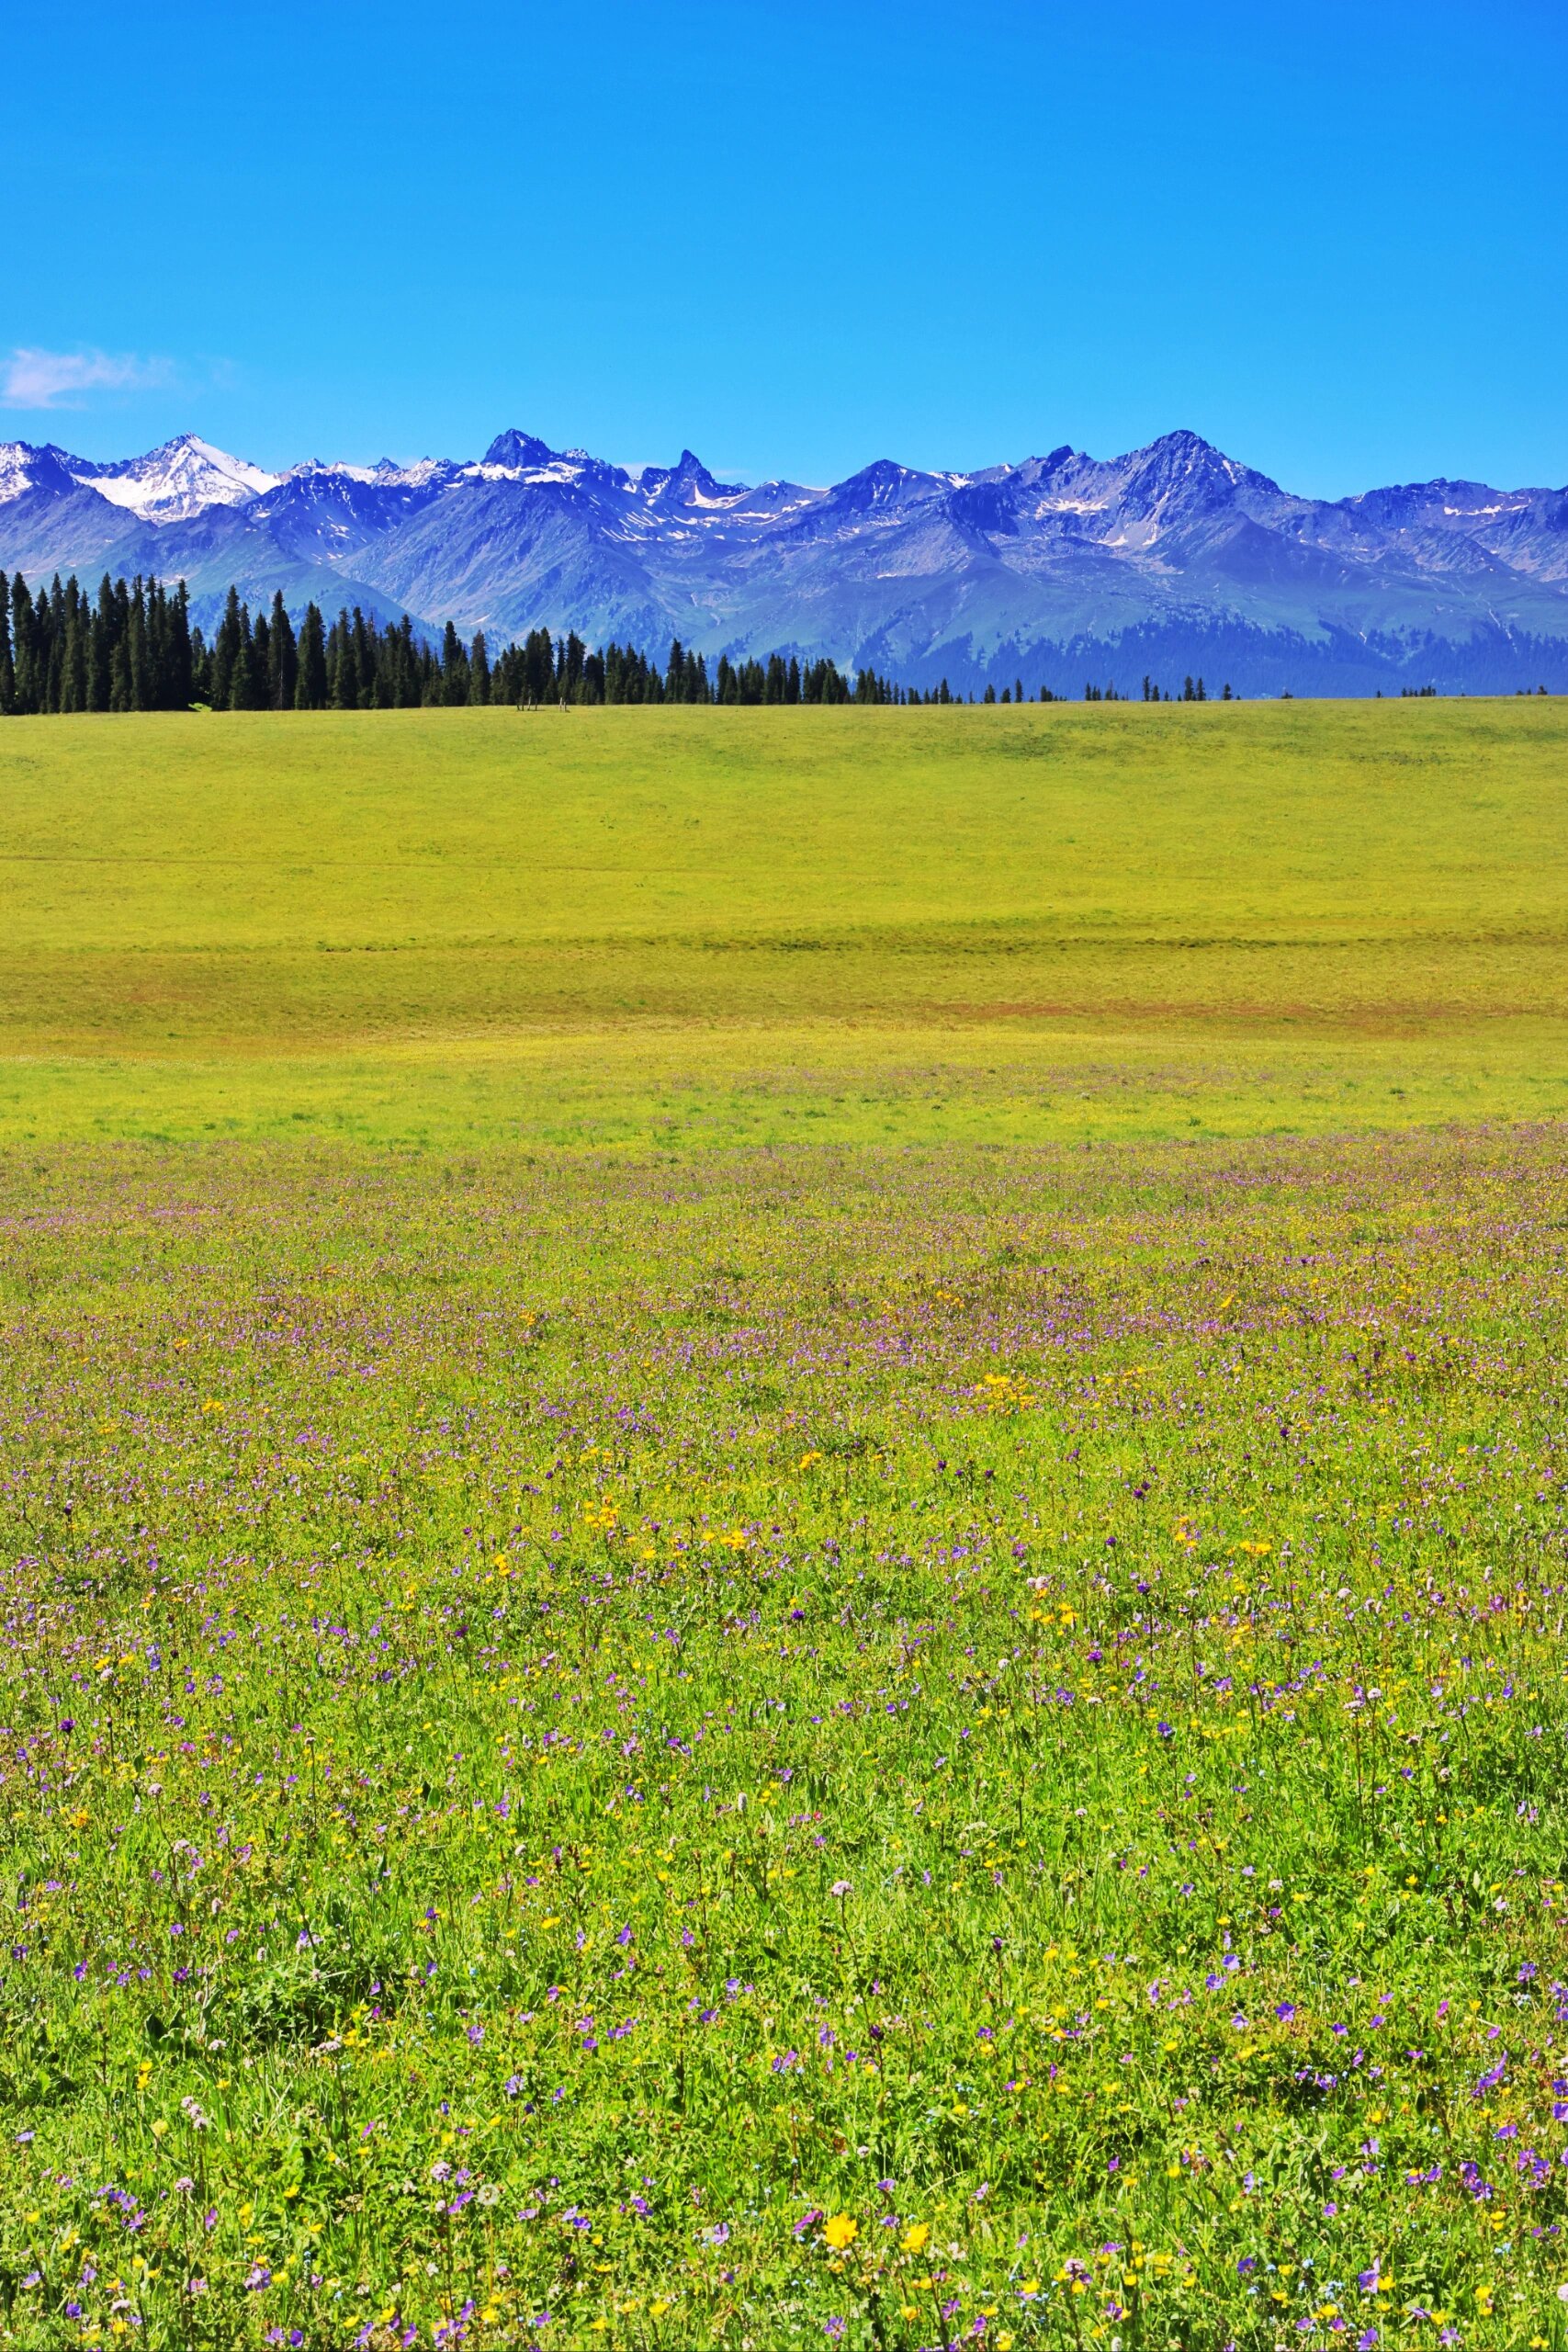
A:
[3,424,1566,695]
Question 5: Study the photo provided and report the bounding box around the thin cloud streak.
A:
[0,346,173,409]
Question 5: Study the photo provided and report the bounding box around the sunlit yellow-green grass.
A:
[1,697,1564,1142]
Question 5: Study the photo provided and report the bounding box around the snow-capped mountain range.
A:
[3,425,1566,694]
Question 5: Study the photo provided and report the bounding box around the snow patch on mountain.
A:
[284,456,459,491]
[72,434,281,523]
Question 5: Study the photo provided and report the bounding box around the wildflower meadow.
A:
[2,699,1568,2348]
[4,1125,1568,2349]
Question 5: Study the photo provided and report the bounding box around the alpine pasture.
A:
[4,698,1568,2352]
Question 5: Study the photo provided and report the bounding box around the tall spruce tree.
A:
[329,610,359,709]
[229,607,260,712]
[266,591,298,710]
[89,574,117,710]
[440,620,468,706]
[209,588,243,709]
[168,582,194,707]
[295,604,327,708]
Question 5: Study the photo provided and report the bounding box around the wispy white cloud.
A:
[0,345,173,409]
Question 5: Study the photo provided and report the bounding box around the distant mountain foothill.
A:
[2,424,1565,696]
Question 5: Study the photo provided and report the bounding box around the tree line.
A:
[2,570,197,714]
[0,565,1325,718]
[0,568,921,715]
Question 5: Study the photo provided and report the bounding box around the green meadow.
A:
[1,697,1565,1141]
[5,702,1568,2351]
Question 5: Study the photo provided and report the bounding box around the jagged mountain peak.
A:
[482,428,558,471]
[635,447,705,490]
[822,458,953,515]
[636,449,752,508]
[69,433,282,523]
[0,440,85,503]
[1119,428,1276,490]
[1143,425,1216,456]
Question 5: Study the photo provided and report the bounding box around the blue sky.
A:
[5,0,1564,495]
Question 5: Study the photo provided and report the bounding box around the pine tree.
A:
[332,611,360,709]
[351,609,376,709]
[210,587,243,710]
[267,591,298,710]
[58,575,85,711]
[42,574,65,713]
[85,575,113,711]
[229,603,260,712]
[168,581,194,707]
[295,605,328,709]
[127,580,152,711]
[11,574,38,714]
[440,621,468,706]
